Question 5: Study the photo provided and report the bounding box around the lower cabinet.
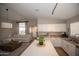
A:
[50,38,61,47]
[62,40,76,56]
[50,38,77,56]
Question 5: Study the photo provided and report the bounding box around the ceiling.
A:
[1,3,79,20]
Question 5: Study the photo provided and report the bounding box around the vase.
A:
[39,41,44,45]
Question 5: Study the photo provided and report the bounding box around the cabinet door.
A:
[62,40,69,53]
[50,38,56,46]
[50,38,61,47]
[55,39,61,47]
[62,40,76,56]
[67,42,76,56]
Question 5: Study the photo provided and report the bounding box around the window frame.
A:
[19,22,26,35]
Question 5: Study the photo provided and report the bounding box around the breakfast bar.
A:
[20,39,58,56]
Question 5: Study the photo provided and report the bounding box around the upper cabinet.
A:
[38,24,66,32]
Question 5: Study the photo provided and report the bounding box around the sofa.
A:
[0,34,32,56]
[12,34,32,43]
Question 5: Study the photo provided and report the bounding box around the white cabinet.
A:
[38,24,66,32]
[67,42,75,56]
[62,40,68,52]
[50,38,61,47]
[50,38,77,56]
[62,40,76,56]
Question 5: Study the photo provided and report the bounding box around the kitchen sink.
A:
[66,39,79,44]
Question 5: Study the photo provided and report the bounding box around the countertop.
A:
[20,39,58,56]
[63,38,79,48]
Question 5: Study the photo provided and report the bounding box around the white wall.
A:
[38,18,65,24]
[66,15,79,36]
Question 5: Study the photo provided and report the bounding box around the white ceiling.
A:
[2,3,79,20]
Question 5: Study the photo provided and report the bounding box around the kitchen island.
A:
[20,39,58,56]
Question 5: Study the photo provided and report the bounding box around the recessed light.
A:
[35,9,39,12]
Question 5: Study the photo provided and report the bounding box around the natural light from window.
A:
[19,22,25,35]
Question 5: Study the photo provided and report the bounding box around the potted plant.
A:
[37,35,44,45]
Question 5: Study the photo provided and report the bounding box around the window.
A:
[70,22,79,36]
[19,22,25,35]
[1,22,12,28]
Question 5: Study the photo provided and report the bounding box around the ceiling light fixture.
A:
[35,9,39,12]
[5,9,8,21]
[52,3,58,15]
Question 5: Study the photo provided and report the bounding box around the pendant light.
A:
[5,9,8,21]
[52,3,58,15]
